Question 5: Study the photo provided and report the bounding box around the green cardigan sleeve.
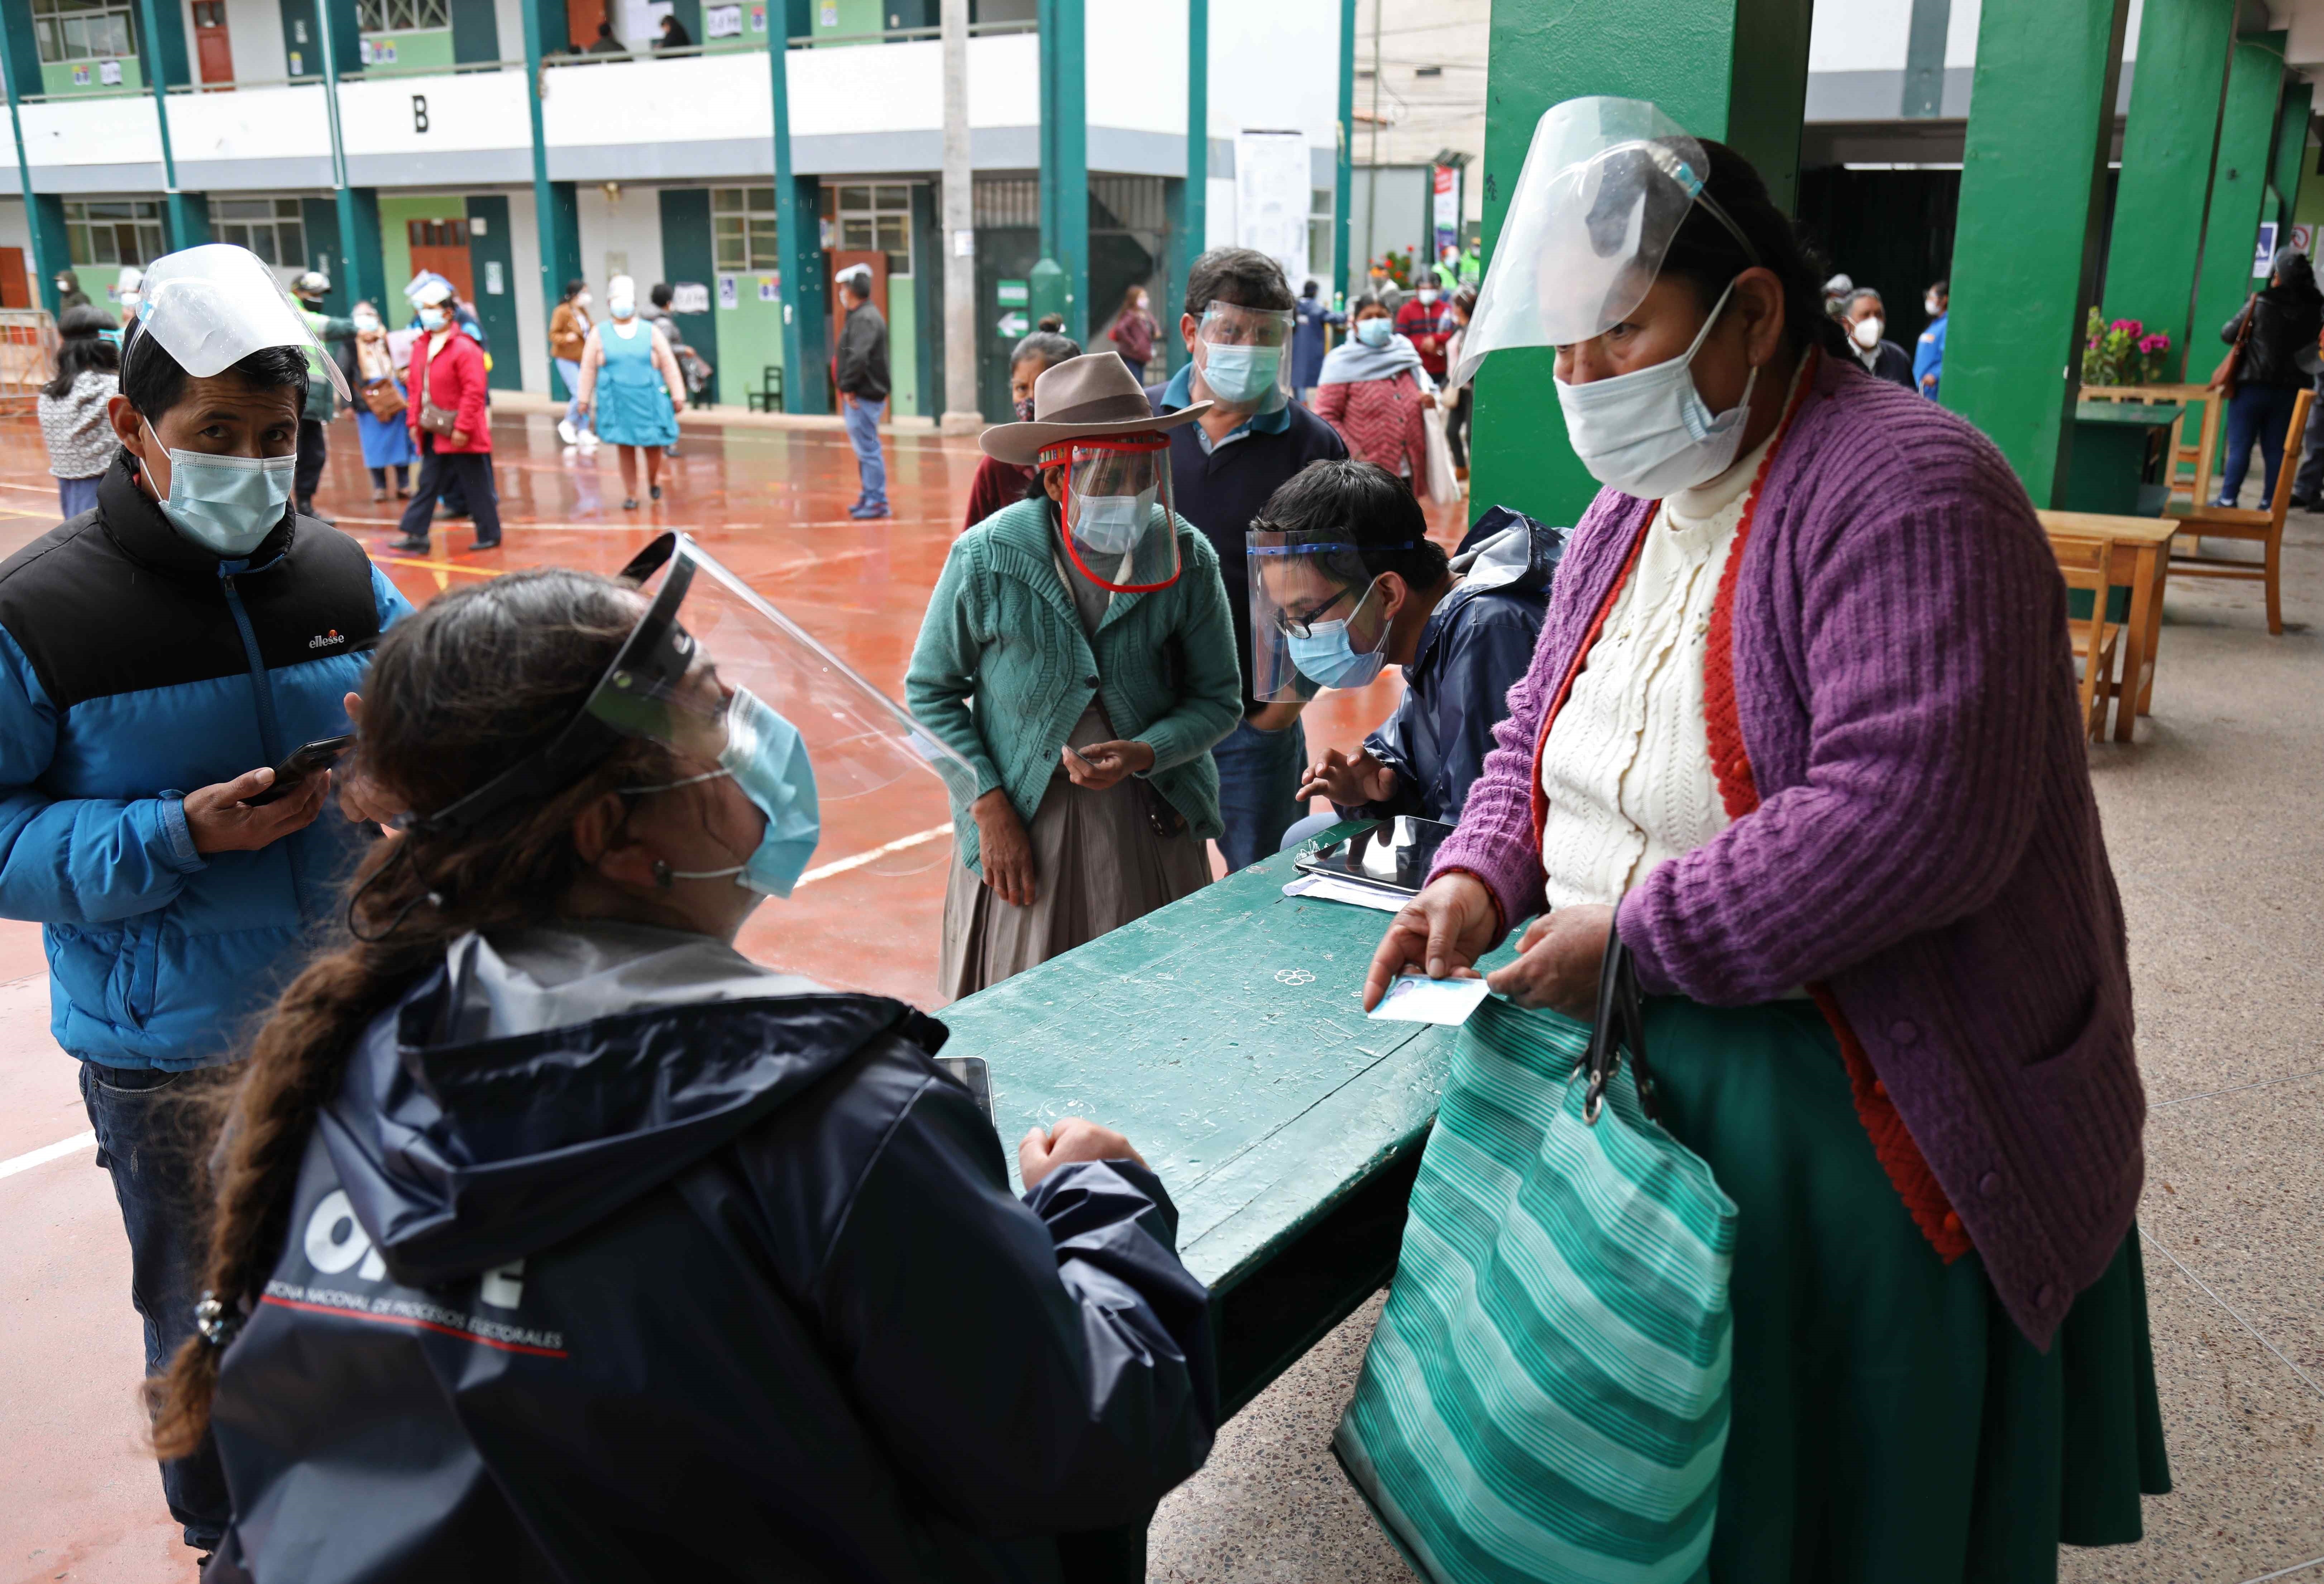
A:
[904,536,1006,801]
[1135,527,1244,774]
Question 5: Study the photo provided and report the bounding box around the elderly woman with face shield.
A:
[907,353,1243,996]
[1344,101,2165,1581]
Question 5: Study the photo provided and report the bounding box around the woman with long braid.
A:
[152,561,1215,1581]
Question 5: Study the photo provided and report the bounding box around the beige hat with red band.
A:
[977,351,1210,466]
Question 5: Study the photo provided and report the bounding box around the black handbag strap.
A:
[1579,918,1660,1125]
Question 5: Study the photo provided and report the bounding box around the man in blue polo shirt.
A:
[1915,278,1947,399]
[1148,248,1347,870]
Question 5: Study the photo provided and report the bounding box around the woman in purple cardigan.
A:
[1365,119,2167,1575]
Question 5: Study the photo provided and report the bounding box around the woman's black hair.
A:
[43,305,120,398]
[1350,293,1386,317]
[119,322,310,422]
[1256,459,1450,592]
[1660,139,1843,357]
[1010,329,1081,370]
[1036,312,1066,333]
[563,277,586,298]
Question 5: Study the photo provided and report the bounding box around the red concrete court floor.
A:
[0,404,1467,1580]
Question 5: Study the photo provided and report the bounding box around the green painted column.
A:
[2189,33,2286,374]
[2268,80,2311,233]
[0,10,65,314]
[1941,0,2130,507]
[2098,0,2234,380]
[1333,0,1355,305]
[1178,0,1208,327]
[1472,0,1814,530]
[450,0,501,64]
[134,0,210,251]
[1163,177,1190,373]
[771,0,828,413]
[1037,0,1088,343]
[519,0,571,394]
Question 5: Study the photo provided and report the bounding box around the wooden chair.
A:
[743,363,785,412]
[2050,534,2123,739]
[2165,395,2221,514]
[2165,384,2311,633]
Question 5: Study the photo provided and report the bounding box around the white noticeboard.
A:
[1235,130,1311,290]
[706,4,742,37]
[671,282,709,314]
[623,0,673,42]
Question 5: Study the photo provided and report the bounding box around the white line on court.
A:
[0,1130,95,1180]
[0,828,954,1184]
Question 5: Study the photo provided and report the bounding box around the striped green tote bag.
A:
[1335,935,1737,1584]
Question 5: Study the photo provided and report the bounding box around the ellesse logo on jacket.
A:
[308,628,346,649]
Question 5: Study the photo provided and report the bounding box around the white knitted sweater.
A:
[38,369,120,481]
[1537,422,1779,911]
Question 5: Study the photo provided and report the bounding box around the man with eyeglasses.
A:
[1147,248,1347,870]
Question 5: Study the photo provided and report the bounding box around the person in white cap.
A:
[833,263,890,518]
[0,243,411,1568]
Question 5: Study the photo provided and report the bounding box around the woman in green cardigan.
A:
[908,353,1244,996]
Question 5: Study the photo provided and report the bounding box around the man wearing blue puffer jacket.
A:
[0,244,411,1565]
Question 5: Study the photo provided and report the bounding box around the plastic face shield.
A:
[1446,96,1712,392]
[134,244,352,403]
[417,532,976,863]
[1193,300,1295,414]
[1246,527,1395,702]
[1047,436,1181,593]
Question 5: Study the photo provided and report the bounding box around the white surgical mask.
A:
[1200,343,1282,408]
[352,310,381,333]
[1418,288,1439,305]
[576,291,593,309]
[1850,316,1884,350]
[419,306,448,332]
[610,296,637,321]
[142,419,295,557]
[1925,296,1942,317]
[1354,317,1393,349]
[1554,277,1759,499]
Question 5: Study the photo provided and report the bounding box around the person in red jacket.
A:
[1392,269,1457,382]
[389,279,500,554]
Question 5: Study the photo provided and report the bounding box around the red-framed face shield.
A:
[1042,433,1181,593]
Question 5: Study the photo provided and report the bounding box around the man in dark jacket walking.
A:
[1150,248,1347,870]
[836,263,892,519]
[0,250,409,1564]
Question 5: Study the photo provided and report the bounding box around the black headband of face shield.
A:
[397,532,698,839]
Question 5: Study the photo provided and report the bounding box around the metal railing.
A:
[16,19,1037,100]
[0,310,59,410]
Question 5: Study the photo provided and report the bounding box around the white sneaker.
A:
[557,418,578,446]
[578,433,599,454]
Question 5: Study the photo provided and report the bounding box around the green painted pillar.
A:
[450,0,502,64]
[1176,0,1207,334]
[0,10,65,315]
[1333,0,1355,305]
[1037,0,1088,344]
[1941,0,2130,507]
[1472,0,1814,530]
[134,0,210,251]
[519,0,570,394]
[771,0,828,413]
[1163,177,1190,373]
[2268,81,2311,233]
[2190,33,2287,371]
[2099,0,2234,381]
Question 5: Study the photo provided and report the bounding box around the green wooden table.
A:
[939,833,1513,1416]
[2064,399,2184,516]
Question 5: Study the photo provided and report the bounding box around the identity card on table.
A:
[1367,973,1492,1026]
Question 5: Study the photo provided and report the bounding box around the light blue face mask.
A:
[1354,317,1394,349]
[1074,489,1154,557]
[628,687,822,898]
[144,419,293,557]
[1201,342,1284,408]
[1286,620,1389,690]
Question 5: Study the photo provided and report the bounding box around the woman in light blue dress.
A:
[576,276,686,510]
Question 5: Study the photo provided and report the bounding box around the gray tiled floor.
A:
[1147,511,2324,1581]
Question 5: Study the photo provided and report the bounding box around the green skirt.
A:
[1637,995,2170,1581]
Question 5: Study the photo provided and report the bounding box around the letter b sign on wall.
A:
[412,94,429,134]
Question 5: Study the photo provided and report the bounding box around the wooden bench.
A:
[938,832,1516,1416]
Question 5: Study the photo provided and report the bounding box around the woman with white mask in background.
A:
[1349,100,2166,1580]
[907,353,1243,996]
[1311,293,1438,489]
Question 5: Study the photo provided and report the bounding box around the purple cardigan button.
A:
[1980,1172,2000,1197]
[1888,1020,1919,1045]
